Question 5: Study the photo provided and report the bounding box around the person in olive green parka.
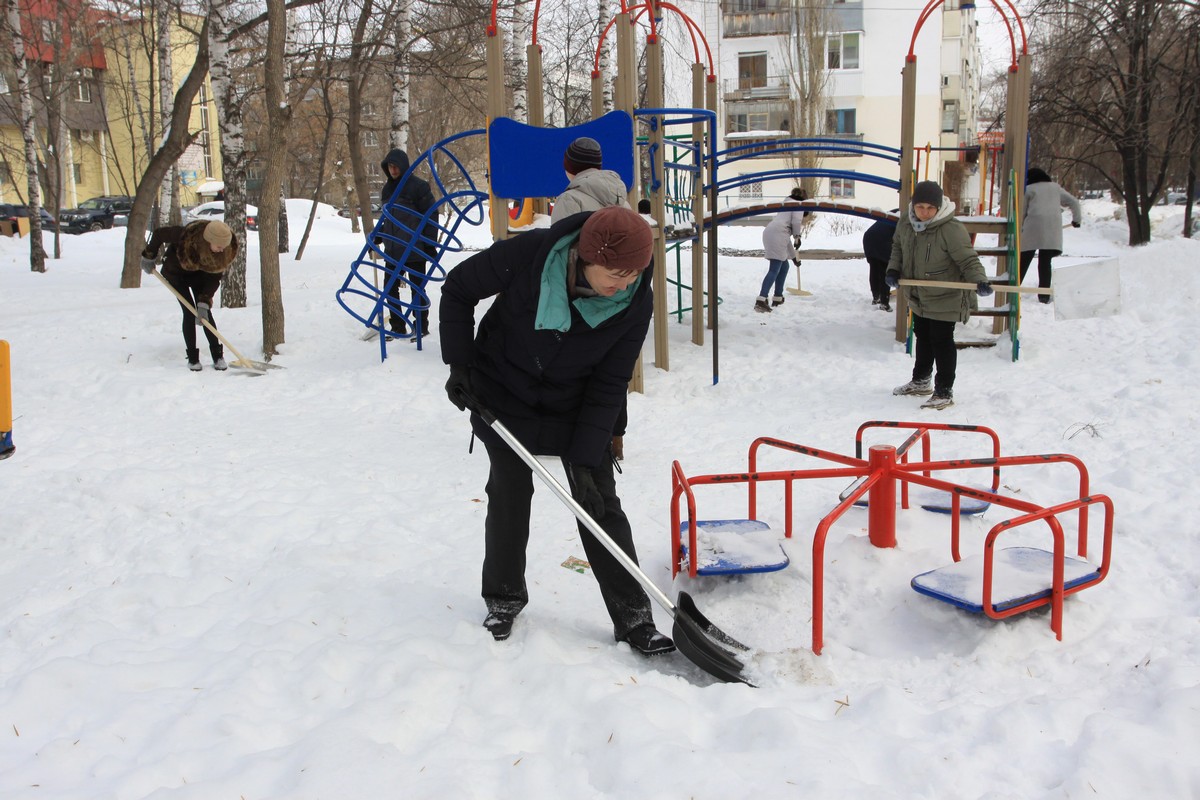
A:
[886,180,992,410]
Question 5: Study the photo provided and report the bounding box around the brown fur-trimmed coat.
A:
[144,221,238,305]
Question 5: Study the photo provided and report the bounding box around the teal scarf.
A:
[534,232,642,332]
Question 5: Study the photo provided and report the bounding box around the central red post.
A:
[867,445,898,548]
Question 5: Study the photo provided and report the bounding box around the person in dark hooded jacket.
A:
[439,206,674,658]
[377,149,437,338]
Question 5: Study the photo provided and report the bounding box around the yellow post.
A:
[1,340,14,459]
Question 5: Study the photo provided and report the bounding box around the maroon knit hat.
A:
[563,137,603,175]
[578,207,654,272]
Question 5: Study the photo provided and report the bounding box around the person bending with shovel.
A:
[439,206,674,657]
[142,220,238,371]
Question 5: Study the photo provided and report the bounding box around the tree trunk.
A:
[121,20,211,288]
[345,0,375,235]
[258,0,289,356]
[391,0,411,151]
[156,1,175,228]
[211,0,249,308]
[4,0,46,272]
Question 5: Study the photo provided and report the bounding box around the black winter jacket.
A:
[379,148,436,264]
[440,213,653,468]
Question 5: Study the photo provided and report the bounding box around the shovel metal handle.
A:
[478,407,677,615]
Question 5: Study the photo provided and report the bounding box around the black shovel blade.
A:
[677,591,750,652]
[672,591,755,686]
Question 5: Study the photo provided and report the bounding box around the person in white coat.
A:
[1019,168,1082,303]
[756,187,811,312]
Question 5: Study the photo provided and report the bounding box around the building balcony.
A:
[723,77,792,102]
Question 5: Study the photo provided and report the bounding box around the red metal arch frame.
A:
[908,0,1027,71]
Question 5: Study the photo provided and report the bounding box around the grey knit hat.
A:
[564,137,603,174]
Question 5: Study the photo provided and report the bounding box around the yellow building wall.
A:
[0,13,221,211]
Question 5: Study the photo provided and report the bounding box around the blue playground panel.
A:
[852,483,991,515]
[488,110,635,200]
[678,519,790,576]
[911,546,1101,613]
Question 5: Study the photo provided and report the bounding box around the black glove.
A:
[792,235,803,249]
[1071,221,1081,228]
[885,272,899,289]
[976,281,994,297]
[195,302,211,324]
[445,364,474,412]
[568,464,605,519]
[140,257,156,275]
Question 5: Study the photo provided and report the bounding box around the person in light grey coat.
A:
[756,187,811,312]
[1019,168,1082,303]
[549,137,630,223]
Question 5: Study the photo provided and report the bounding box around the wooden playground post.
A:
[895,57,918,343]
[646,13,669,372]
[526,42,548,217]
[485,26,508,241]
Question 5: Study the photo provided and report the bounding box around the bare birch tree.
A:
[2,0,45,272]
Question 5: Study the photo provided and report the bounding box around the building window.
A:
[363,130,379,148]
[363,101,377,117]
[942,101,959,133]
[826,108,857,135]
[73,163,82,184]
[728,112,769,133]
[830,177,855,198]
[0,73,9,93]
[737,52,767,91]
[739,176,763,200]
[729,0,769,10]
[0,163,10,184]
[73,69,92,102]
[826,33,860,70]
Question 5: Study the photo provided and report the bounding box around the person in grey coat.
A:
[886,181,992,410]
[756,187,811,312]
[1019,167,1082,304]
[549,137,630,223]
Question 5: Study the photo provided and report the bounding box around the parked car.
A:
[0,203,58,231]
[58,195,133,233]
[338,202,381,218]
[1167,190,1195,206]
[183,201,258,231]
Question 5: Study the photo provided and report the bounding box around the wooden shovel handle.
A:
[899,278,1052,295]
[151,269,263,369]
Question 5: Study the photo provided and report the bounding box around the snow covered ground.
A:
[1,198,1197,799]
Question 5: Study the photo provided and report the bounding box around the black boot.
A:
[186,348,202,372]
[211,345,227,371]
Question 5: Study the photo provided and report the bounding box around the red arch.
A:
[908,0,1026,70]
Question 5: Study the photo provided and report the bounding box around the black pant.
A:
[1019,249,1060,290]
[911,314,957,393]
[473,420,654,640]
[164,269,221,358]
[867,257,890,303]
[383,253,430,333]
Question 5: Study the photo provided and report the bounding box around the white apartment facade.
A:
[679,0,981,212]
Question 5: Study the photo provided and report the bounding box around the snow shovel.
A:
[150,269,281,374]
[899,265,1121,321]
[459,393,755,686]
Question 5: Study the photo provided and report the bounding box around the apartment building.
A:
[0,4,221,213]
[683,0,981,211]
